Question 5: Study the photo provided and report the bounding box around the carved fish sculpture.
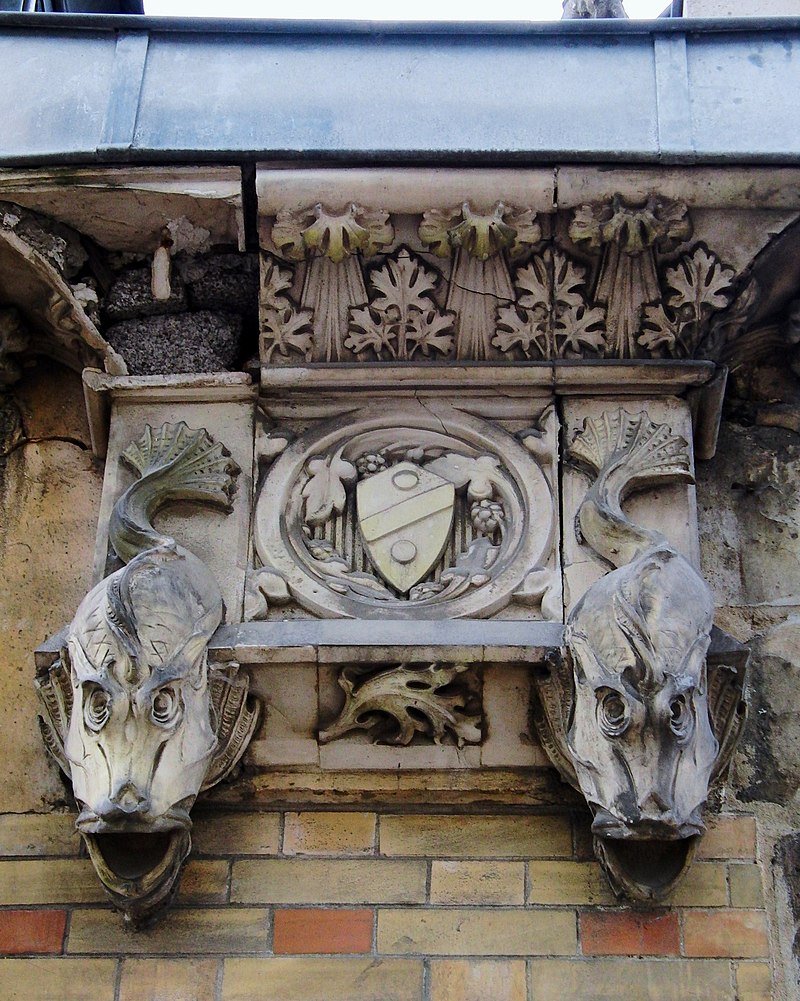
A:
[562,0,628,17]
[532,410,746,901]
[37,423,259,925]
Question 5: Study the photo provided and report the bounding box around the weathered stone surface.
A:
[104,266,188,321]
[1,201,87,278]
[104,311,242,375]
[179,252,259,316]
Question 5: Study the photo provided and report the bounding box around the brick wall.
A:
[0,809,771,1000]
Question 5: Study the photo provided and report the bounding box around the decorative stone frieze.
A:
[35,422,260,926]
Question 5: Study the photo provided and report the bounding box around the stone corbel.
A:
[530,408,748,902]
[35,422,260,926]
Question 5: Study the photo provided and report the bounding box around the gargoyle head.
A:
[562,0,628,17]
[565,548,717,899]
[63,544,221,923]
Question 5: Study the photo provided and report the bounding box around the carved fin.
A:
[571,410,693,567]
[34,655,72,775]
[109,422,240,564]
[202,664,261,790]
[529,652,579,789]
[708,656,748,785]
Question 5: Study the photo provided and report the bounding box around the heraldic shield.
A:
[356,461,455,592]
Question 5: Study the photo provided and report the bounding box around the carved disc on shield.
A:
[356,461,455,593]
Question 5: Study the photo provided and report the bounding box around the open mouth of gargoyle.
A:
[593,835,699,902]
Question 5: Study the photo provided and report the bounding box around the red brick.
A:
[0,910,66,954]
[683,910,769,958]
[273,909,373,955]
[580,911,680,956]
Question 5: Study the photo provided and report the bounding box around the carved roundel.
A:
[253,403,555,619]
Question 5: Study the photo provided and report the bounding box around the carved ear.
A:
[708,657,748,785]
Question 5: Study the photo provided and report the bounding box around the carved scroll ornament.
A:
[36,423,260,926]
[531,410,747,902]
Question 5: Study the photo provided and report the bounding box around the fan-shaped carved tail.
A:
[570,409,693,568]
[109,422,240,564]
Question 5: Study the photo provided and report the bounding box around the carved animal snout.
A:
[99,782,151,822]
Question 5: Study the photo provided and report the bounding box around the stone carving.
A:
[319,663,482,747]
[253,404,555,620]
[420,202,541,361]
[346,249,455,361]
[494,249,607,360]
[530,409,747,901]
[0,307,29,385]
[562,0,628,16]
[570,197,691,357]
[35,422,260,926]
[259,255,314,363]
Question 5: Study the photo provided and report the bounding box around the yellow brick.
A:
[430,960,526,1001]
[0,859,106,904]
[667,864,728,907]
[527,861,614,905]
[192,812,281,855]
[729,864,764,908]
[735,962,772,1001]
[377,908,577,956]
[179,860,230,904]
[67,908,269,955]
[697,816,756,861]
[222,958,423,1001]
[283,812,376,855]
[0,958,117,1001]
[430,861,525,905]
[119,959,220,1001]
[232,858,426,904]
[529,959,733,1000]
[0,814,81,857]
[380,814,572,858]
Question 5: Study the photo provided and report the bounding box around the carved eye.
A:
[597,689,630,738]
[83,685,111,732]
[151,686,181,728]
[669,694,694,741]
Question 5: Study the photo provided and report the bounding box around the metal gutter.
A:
[2,15,800,165]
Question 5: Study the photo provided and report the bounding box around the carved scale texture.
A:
[203,665,261,790]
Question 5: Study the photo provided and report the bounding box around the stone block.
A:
[221,957,424,1001]
[735,962,772,1001]
[377,908,577,956]
[429,959,526,1001]
[232,859,426,904]
[0,958,117,1001]
[0,859,106,905]
[319,737,480,771]
[192,811,281,855]
[667,864,728,908]
[66,908,269,955]
[272,908,373,954]
[729,865,765,909]
[246,665,319,768]
[579,911,680,956]
[283,812,376,856]
[118,959,220,1001]
[0,814,80,857]
[481,665,548,768]
[179,860,230,905]
[527,861,615,906]
[0,910,66,954]
[429,861,525,905]
[697,816,757,861]
[379,814,572,858]
[683,910,769,958]
[529,959,733,1000]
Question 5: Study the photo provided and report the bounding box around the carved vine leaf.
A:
[665,246,736,317]
[639,303,679,354]
[493,305,549,359]
[260,256,294,309]
[555,304,607,356]
[302,532,393,599]
[346,249,454,361]
[261,304,314,363]
[318,663,482,747]
[514,254,550,310]
[425,453,503,500]
[418,208,458,258]
[272,204,394,264]
[302,447,358,526]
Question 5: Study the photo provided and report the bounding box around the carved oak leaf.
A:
[666,246,735,317]
[493,304,549,359]
[260,304,314,363]
[406,308,455,358]
[302,447,357,526]
[345,305,398,359]
[554,304,607,357]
